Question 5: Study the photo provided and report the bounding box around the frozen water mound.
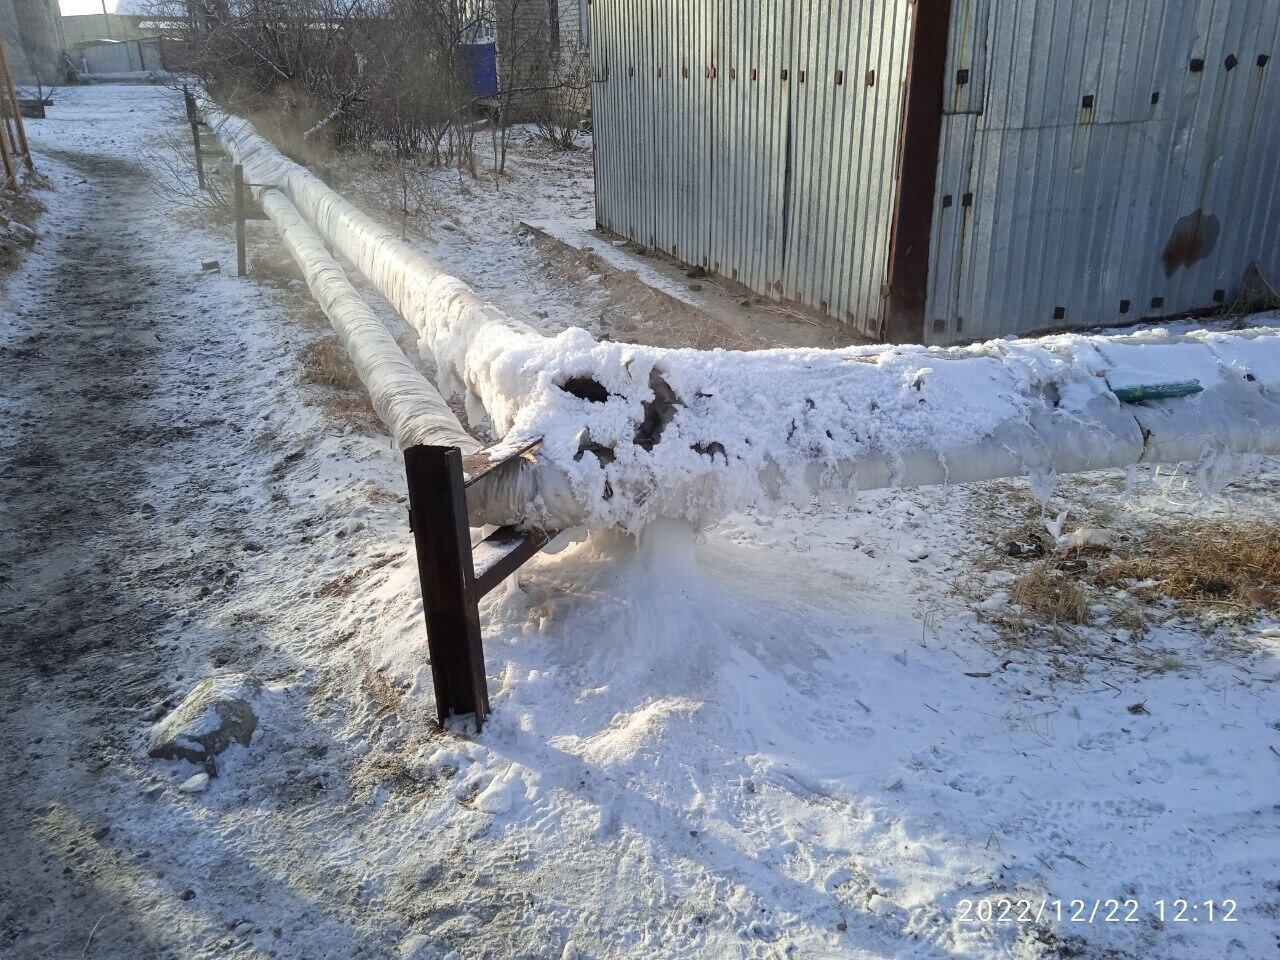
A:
[210,109,1280,532]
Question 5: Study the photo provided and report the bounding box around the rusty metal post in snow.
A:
[402,444,554,730]
[233,163,247,276]
[0,101,14,190]
[0,35,33,174]
[404,445,491,728]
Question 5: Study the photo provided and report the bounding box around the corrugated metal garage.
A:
[588,0,1280,345]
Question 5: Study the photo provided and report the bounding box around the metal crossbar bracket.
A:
[463,437,542,486]
[403,443,554,730]
[231,164,272,274]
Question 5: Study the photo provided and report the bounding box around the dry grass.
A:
[300,336,362,390]
[298,336,378,428]
[1010,562,1089,625]
[9,190,46,224]
[360,665,407,718]
[251,246,305,286]
[317,552,397,598]
[1099,521,1280,612]
[0,188,46,270]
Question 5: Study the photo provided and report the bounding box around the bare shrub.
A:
[298,335,378,428]
[152,0,583,181]
[144,126,230,214]
[531,44,591,150]
[300,336,362,391]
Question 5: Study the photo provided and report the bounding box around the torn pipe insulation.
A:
[210,109,1280,532]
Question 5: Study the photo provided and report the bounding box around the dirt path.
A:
[0,86,473,958]
[0,116,407,955]
[0,145,249,955]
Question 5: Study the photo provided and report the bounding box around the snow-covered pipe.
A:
[259,188,479,452]
[250,184,577,526]
[208,109,1280,532]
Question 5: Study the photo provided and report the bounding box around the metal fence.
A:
[591,0,1280,345]
[591,0,912,339]
[927,0,1280,343]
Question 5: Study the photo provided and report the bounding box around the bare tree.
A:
[531,36,589,151]
[154,0,585,184]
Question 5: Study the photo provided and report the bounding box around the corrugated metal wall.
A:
[926,0,1280,344]
[590,0,913,338]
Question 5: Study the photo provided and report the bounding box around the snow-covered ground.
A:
[2,84,1279,960]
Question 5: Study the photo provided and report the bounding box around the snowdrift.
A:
[210,110,1280,531]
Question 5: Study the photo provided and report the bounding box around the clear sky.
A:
[58,0,119,16]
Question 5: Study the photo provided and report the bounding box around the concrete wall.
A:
[491,0,589,125]
[493,0,551,105]
[1,0,67,86]
[73,36,167,78]
[551,0,587,48]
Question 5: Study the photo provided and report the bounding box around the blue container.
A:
[461,42,499,98]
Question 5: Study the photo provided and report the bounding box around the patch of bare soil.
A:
[535,238,757,351]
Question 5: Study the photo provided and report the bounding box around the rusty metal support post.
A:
[233,163,247,276]
[0,102,14,190]
[403,445,490,729]
[0,36,33,173]
[190,119,205,190]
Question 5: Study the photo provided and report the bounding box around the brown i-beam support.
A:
[403,444,554,730]
[183,85,206,190]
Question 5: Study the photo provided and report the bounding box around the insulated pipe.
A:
[208,109,542,426]
[208,109,1280,532]
[250,185,574,526]
[259,188,481,453]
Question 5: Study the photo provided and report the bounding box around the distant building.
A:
[0,0,67,86]
[61,12,147,46]
[491,0,589,117]
[589,1,1280,345]
[61,6,177,80]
